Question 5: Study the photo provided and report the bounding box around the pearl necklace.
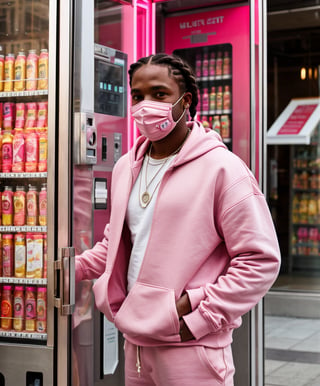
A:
[139,129,191,208]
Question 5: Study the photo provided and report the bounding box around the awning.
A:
[267,98,320,145]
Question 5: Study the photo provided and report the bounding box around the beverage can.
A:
[2,186,13,225]
[1,285,13,330]
[14,51,26,91]
[38,49,48,90]
[0,102,3,130]
[0,54,4,92]
[4,53,15,92]
[25,128,39,172]
[26,233,34,278]
[33,233,43,278]
[38,128,48,172]
[0,131,2,172]
[2,131,13,173]
[2,234,13,277]
[25,102,37,128]
[13,186,26,226]
[36,287,47,333]
[26,49,38,91]
[3,102,15,131]
[25,286,36,331]
[13,285,24,331]
[39,183,47,225]
[15,102,26,129]
[12,128,25,172]
[14,233,26,278]
[26,185,38,226]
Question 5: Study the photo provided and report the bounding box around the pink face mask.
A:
[131,94,186,141]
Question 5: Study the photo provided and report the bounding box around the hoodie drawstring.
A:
[136,345,141,376]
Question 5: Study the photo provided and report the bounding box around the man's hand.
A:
[176,293,195,342]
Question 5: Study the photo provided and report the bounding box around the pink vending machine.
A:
[163,3,251,165]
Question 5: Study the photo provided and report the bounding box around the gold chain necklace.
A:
[139,129,191,208]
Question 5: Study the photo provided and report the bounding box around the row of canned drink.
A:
[1,184,47,227]
[0,49,48,92]
[0,284,47,333]
[0,232,47,279]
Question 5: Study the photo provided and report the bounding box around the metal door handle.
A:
[54,247,75,315]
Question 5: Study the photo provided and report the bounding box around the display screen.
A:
[94,59,125,116]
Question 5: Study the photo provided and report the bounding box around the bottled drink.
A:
[1,285,13,330]
[209,87,216,112]
[12,128,25,172]
[3,102,15,131]
[26,233,35,278]
[13,285,24,331]
[222,51,231,76]
[39,183,47,226]
[26,49,38,91]
[13,186,26,226]
[195,54,201,78]
[15,102,26,129]
[2,131,13,173]
[221,115,231,139]
[4,53,15,92]
[25,286,36,331]
[202,52,209,78]
[25,128,39,172]
[215,51,223,77]
[202,88,209,112]
[223,85,231,110]
[43,234,47,278]
[14,51,26,91]
[37,101,48,128]
[25,102,37,128]
[38,49,48,90]
[212,115,221,135]
[2,234,13,277]
[34,233,43,278]
[26,185,38,226]
[2,186,13,225]
[208,52,216,78]
[0,54,4,92]
[38,128,48,172]
[216,86,223,111]
[36,287,47,333]
[14,233,26,278]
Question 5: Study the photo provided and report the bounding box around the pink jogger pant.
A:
[124,340,235,386]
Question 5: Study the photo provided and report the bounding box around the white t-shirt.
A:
[126,154,175,292]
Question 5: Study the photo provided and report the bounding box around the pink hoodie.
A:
[76,121,280,348]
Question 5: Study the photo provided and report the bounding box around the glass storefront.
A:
[265,1,320,385]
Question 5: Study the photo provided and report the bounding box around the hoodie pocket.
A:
[114,282,181,342]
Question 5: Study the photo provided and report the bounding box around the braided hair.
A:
[128,53,199,120]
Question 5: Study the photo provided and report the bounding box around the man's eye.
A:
[132,95,142,102]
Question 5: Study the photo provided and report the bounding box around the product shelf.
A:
[0,277,47,285]
[0,330,47,341]
[0,90,48,99]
